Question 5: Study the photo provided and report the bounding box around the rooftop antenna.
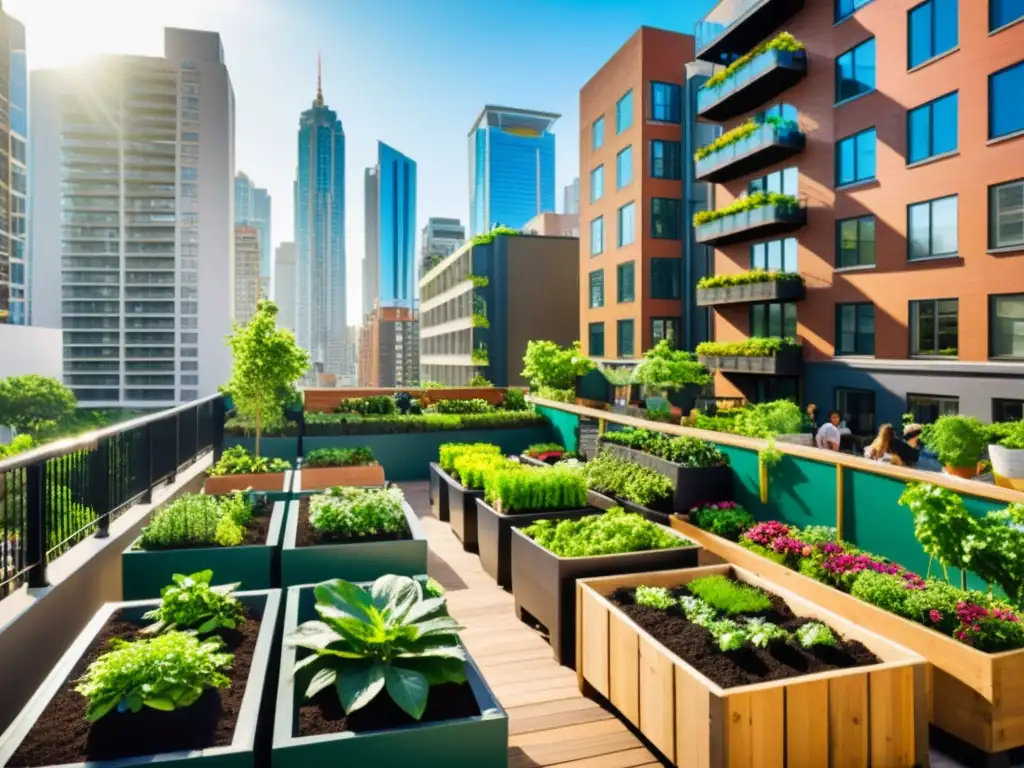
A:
[315,51,324,106]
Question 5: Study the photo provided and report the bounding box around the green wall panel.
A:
[768,456,838,530]
[535,406,579,453]
[718,445,761,515]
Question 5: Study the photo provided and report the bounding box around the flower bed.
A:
[577,564,927,766]
[205,445,293,496]
[296,446,384,491]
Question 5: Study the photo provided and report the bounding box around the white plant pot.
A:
[990,444,1024,490]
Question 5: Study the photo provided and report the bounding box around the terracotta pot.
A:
[944,463,981,479]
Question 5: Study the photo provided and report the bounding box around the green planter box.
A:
[224,434,299,463]
[272,585,507,767]
[0,589,282,768]
[122,501,286,600]
[280,499,428,586]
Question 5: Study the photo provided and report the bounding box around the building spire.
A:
[315,51,324,106]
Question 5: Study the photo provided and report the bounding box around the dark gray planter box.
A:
[603,444,734,515]
[696,278,805,307]
[698,347,803,376]
[509,527,699,668]
[428,462,449,521]
[0,589,281,768]
[281,499,427,586]
[517,455,552,468]
[445,475,485,552]
[586,489,618,510]
[272,585,508,767]
[475,499,601,591]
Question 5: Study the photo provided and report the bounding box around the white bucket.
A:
[990,445,1024,490]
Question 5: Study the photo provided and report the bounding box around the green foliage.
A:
[704,31,805,89]
[303,447,376,468]
[208,445,290,476]
[524,442,566,457]
[337,396,397,416]
[421,381,444,389]
[285,575,465,720]
[424,577,445,598]
[0,375,78,438]
[697,268,804,289]
[483,465,587,512]
[223,415,296,437]
[998,421,1024,450]
[600,428,728,468]
[582,452,674,507]
[521,340,595,391]
[693,400,808,438]
[305,410,545,436]
[693,192,800,227]
[796,622,837,649]
[468,374,493,387]
[849,571,911,618]
[523,507,686,557]
[694,115,798,161]
[688,575,772,616]
[630,340,712,391]
[471,313,490,329]
[899,483,976,584]
[452,452,513,490]
[921,415,987,468]
[695,337,800,358]
[634,585,677,610]
[800,526,839,545]
[434,398,493,415]
[468,274,489,288]
[471,225,521,246]
[308,486,409,538]
[138,492,253,550]
[690,503,755,542]
[142,570,245,635]
[75,631,233,721]
[439,442,501,474]
[759,438,783,468]
[471,344,489,366]
[535,386,575,403]
[502,388,527,410]
[745,618,792,648]
[0,433,34,459]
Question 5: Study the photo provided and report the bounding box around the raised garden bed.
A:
[428,462,450,521]
[602,443,734,515]
[695,277,805,307]
[294,465,384,491]
[446,474,485,552]
[0,589,281,768]
[577,564,928,766]
[698,347,803,376]
[205,469,293,498]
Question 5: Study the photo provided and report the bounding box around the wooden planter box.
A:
[280,499,427,587]
[603,444,734,515]
[698,348,803,377]
[445,475,485,552]
[576,564,928,768]
[204,470,294,500]
[294,465,385,491]
[670,516,1024,756]
[122,500,286,600]
[428,463,450,521]
[475,499,601,591]
[509,526,699,668]
[272,585,508,767]
[695,278,805,307]
[0,589,281,768]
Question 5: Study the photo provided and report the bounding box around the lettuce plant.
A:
[523,507,686,558]
[142,570,245,635]
[308,486,408,538]
[796,622,837,648]
[285,576,465,720]
[634,585,677,610]
[708,619,748,652]
[690,502,754,541]
[745,618,791,648]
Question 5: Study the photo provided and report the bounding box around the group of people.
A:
[808,405,941,471]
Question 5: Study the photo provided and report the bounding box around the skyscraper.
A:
[362,166,378,319]
[377,142,417,309]
[233,226,260,325]
[420,217,465,275]
[30,28,235,406]
[234,172,271,298]
[295,59,346,376]
[562,178,580,215]
[468,105,559,236]
[274,242,297,333]
[0,6,26,325]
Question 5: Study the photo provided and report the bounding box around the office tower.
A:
[343,324,358,384]
[30,28,234,406]
[419,232,578,386]
[579,27,695,363]
[234,173,272,302]
[362,166,378,319]
[420,217,465,275]
[693,0,1024,427]
[3,8,26,325]
[563,178,580,215]
[274,241,297,332]
[295,59,346,377]
[233,226,260,325]
[359,306,419,387]
[468,105,559,236]
[377,142,417,309]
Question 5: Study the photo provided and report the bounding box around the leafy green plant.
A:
[469,374,493,387]
[899,483,977,586]
[433,398,493,415]
[524,442,565,458]
[703,31,805,89]
[697,268,804,289]
[502,388,527,410]
[471,225,521,246]
[308,486,408,539]
[483,465,587,512]
[849,571,911,618]
[75,631,233,721]
[304,411,545,436]
[0,433,33,459]
[693,191,800,227]
[471,344,489,366]
[424,577,445,598]
[521,340,595,391]
[695,337,800,358]
[634,585,677,610]
[208,445,290,476]
[285,575,465,720]
[998,421,1024,450]
[690,502,754,541]
[337,396,397,416]
[921,415,987,469]
[745,618,791,648]
[688,575,772,616]
[439,442,501,474]
[709,619,749,651]
[138,492,253,550]
[468,274,489,288]
[582,452,673,507]
[303,446,376,468]
[759,438,783,468]
[630,340,712,391]
[142,570,245,635]
[796,622,837,648]
[471,313,490,329]
[535,386,575,403]
[694,115,798,161]
[679,595,719,626]
[600,428,728,468]
[523,507,686,557]
[452,452,513,489]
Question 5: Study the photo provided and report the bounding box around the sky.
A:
[9,0,718,324]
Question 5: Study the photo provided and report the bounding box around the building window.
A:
[617,262,635,303]
[835,38,876,103]
[836,388,876,436]
[617,202,636,247]
[617,319,635,358]
[908,0,959,69]
[993,398,1024,421]
[992,0,1024,30]
[590,165,604,202]
[836,128,876,186]
[836,216,876,268]
[617,146,633,188]
[589,322,605,357]
[908,394,960,423]
[749,167,799,196]
[908,195,958,260]
[910,298,959,356]
[652,318,681,347]
[650,258,681,299]
[836,303,875,355]
[651,140,681,180]
[589,270,604,308]
[751,302,798,339]
[616,90,633,134]
[990,179,1024,250]
[991,293,1024,358]
[590,216,604,255]
[751,237,798,272]
[907,91,958,164]
[592,116,605,150]
[651,198,682,239]
[990,61,1024,140]
[836,0,875,22]
[651,82,682,123]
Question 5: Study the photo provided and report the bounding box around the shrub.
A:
[850,571,911,618]
[439,442,501,473]
[635,585,677,610]
[796,622,837,648]
[582,453,673,507]
[630,340,712,391]
[521,340,594,391]
[307,486,408,539]
[303,446,376,468]
[601,428,728,468]
[469,374,492,387]
[921,415,988,469]
[142,570,245,635]
[138,492,253,550]
[336,395,396,416]
[535,386,575,403]
[208,445,290,476]
[483,465,587,512]
[697,269,803,290]
[523,507,686,558]
[433,398,493,415]
[690,501,754,541]
[999,421,1024,450]
[695,337,800,358]
[75,631,233,721]
[502,388,527,410]
[688,575,772,616]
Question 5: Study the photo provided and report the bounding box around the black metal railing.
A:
[0,393,225,598]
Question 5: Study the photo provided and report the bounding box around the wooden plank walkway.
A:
[401,482,666,768]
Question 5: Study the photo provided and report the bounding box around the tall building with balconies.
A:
[233,226,260,325]
[29,27,234,406]
[5,8,27,326]
[420,217,465,276]
[693,0,1024,429]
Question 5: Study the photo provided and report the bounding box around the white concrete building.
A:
[233,226,260,325]
[29,28,235,406]
[274,241,297,333]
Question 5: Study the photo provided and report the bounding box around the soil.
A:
[298,681,480,737]
[610,580,880,690]
[295,497,412,548]
[139,498,273,551]
[9,607,261,766]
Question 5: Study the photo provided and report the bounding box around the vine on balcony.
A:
[704,32,805,90]
[694,115,798,162]
[471,343,489,366]
[471,313,490,329]
[697,269,804,289]
[693,192,799,227]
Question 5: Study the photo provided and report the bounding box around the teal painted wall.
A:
[535,405,579,453]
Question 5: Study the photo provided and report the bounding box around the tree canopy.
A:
[521,340,595,391]
[0,375,78,438]
[630,340,712,391]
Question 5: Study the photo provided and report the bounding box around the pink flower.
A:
[801,545,813,557]
[770,536,805,556]
[744,521,792,546]
[821,542,844,556]
[929,610,943,623]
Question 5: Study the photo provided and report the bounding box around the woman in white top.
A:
[815,410,850,451]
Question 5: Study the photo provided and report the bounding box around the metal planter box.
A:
[698,347,803,376]
[695,278,805,307]
[428,462,450,521]
[603,444,735,515]
[445,475,485,552]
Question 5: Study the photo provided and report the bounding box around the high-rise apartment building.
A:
[420,217,465,275]
[694,0,1024,428]
[0,6,26,325]
[362,166,379,319]
[377,142,417,309]
[579,27,696,363]
[233,226,260,325]
[233,172,272,296]
[563,178,580,215]
[30,28,234,406]
[359,306,419,387]
[295,63,346,377]
[468,105,559,236]
[274,241,297,332]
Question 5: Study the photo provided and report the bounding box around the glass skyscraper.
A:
[234,172,271,295]
[377,142,416,309]
[468,105,559,236]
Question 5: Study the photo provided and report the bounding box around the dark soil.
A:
[297,681,479,737]
[10,607,261,766]
[295,497,411,547]
[611,580,879,690]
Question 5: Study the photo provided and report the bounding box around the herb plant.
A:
[433,398,493,415]
[308,486,408,539]
[439,442,501,474]
[796,622,837,648]
[142,570,245,635]
[634,585,677,610]
[921,415,987,469]
[690,501,754,541]
[522,507,686,558]
[337,396,396,416]
[208,445,291,476]
[303,447,376,468]
[483,466,587,512]
[600,428,728,468]
[137,492,253,550]
[582,453,673,507]
[502,388,528,411]
[745,618,791,648]
[688,575,772,616]
[452,452,514,490]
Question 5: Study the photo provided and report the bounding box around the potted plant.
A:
[922,415,988,478]
[297,447,384,491]
[430,443,502,522]
[205,445,293,496]
[0,572,280,767]
[122,491,285,599]
[280,485,427,586]
[630,340,712,412]
[510,507,698,666]
[447,451,516,552]
[989,421,1024,490]
[273,576,507,766]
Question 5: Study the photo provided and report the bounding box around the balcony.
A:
[694,194,807,246]
[695,119,805,183]
[696,339,804,376]
[696,0,805,63]
[697,47,807,122]
[696,272,806,306]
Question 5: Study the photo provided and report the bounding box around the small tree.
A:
[521,341,595,391]
[631,340,712,394]
[225,300,310,456]
[0,375,78,438]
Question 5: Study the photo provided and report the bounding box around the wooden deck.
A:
[402,482,666,768]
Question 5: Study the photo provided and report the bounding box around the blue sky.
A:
[13,0,717,323]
